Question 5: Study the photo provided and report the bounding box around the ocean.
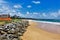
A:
[28,19,60,25]
[35,19,60,22]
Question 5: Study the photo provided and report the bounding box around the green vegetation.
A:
[0,20,11,25]
[0,21,5,25]
[12,18,22,22]
[0,18,22,25]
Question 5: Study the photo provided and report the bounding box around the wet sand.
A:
[22,21,60,40]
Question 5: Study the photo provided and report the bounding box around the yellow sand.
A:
[22,21,60,40]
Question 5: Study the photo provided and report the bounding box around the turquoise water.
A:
[35,19,60,22]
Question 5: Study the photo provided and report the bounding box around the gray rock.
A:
[0,21,29,40]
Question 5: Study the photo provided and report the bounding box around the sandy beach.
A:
[22,20,60,40]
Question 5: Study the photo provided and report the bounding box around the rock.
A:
[12,38,18,40]
[0,20,29,40]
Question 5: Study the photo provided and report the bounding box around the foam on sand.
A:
[22,20,60,40]
[28,20,60,25]
[29,20,60,34]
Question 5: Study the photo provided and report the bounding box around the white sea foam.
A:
[28,20,60,25]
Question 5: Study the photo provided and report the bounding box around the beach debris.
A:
[0,20,29,40]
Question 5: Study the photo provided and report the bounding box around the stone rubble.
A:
[0,21,29,40]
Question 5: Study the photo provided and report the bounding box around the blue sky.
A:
[0,0,60,19]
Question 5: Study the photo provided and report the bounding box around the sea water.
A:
[35,19,60,22]
[29,19,60,25]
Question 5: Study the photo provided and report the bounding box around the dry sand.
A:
[22,21,60,40]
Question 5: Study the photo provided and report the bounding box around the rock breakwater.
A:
[0,20,29,40]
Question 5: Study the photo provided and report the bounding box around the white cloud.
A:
[32,1,40,4]
[58,10,60,15]
[42,10,60,19]
[27,5,32,8]
[42,13,47,17]
[0,0,23,17]
[24,12,40,18]
[26,11,30,14]
[14,4,22,8]
[0,1,9,14]
[0,0,7,4]
[50,12,58,17]
[1,0,60,19]
[0,0,16,16]
[33,12,38,15]
[17,12,25,17]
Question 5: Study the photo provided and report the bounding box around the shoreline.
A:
[28,20,60,34]
[28,20,60,25]
[22,20,60,40]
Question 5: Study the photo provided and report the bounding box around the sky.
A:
[0,0,60,19]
